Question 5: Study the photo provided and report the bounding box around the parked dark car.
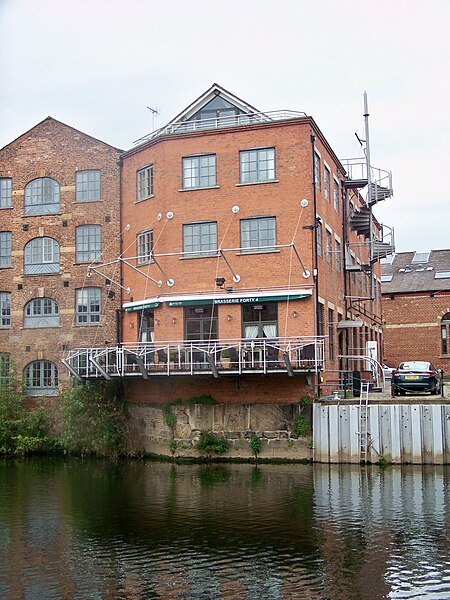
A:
[391,361,443,396]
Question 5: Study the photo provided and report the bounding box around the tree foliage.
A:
[0,374,53,455]
[56,381,131,458]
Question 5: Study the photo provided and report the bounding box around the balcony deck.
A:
[63,337,325,381]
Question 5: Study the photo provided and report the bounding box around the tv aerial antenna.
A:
[146,106,160,131]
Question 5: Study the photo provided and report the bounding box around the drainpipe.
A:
[310,132,320,398]
[118,156,124,345]
[117,155,125,400]
[341,179,351,392]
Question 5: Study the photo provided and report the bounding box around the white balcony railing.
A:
[134,110,307,145]
[63,336,325,380]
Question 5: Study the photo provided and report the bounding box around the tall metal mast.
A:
[364,91,374,298]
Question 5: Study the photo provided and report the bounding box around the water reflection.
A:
[0,458,448,599]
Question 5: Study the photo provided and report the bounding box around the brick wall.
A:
[382,293,450,371]
[119,118,383,399]
[0,118,122,391]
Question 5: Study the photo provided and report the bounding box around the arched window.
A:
[23,360,58,396]
[442,313,450,355]
[24,298,59,328]
[24,237,60,274]
[24,178,60,215]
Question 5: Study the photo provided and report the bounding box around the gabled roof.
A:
[0,116,123,153]
[381,249,450,294]
[167,83,261,125]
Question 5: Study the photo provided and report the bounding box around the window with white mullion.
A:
[23,360,58,395]
[324,166,330,201]
[0,292,11,327]
[24,237,60,274]
[240,216,276,252]
[0,232,12,267]
[0,179,12,208]
[24,178,60,214]
[137,230,153,265]
[314,152,321,189]
[183,222,217,256]
[333,179,340,212]
[75,287,101,325]
[76,225,101,263]
[76,170,100,202]
[24,297,59,328]
[137,165,153,200]
[240,148,275,183]
[182,155,216,189]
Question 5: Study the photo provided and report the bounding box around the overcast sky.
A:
[1,0,449,253]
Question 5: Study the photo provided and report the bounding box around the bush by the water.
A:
[56,381,131,458]
[195,430,229,454]
[0,377,54,455]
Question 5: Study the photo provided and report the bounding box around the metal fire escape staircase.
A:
[343,93,395,297]
[359,381,370,462]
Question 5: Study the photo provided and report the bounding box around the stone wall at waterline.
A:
[128,403,312,460]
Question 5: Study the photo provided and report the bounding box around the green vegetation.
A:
[0,373,55,455]
[293,414,310,436]
[196,430,229,455]
[249,434,262,458]
[56,381,131,458]
[299,395,310,408]
[162,404,177,430]
[378,455,389,468]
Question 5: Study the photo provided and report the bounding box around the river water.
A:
[0,458,449,600]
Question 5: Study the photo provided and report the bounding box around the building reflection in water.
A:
[0,459,448,599]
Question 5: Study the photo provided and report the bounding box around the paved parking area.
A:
[322,380,449,404]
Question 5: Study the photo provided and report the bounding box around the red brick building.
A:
[66,84,393,404]
[381,250,450,372]
[0,118,122,396]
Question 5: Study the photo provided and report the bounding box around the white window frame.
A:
[183,221,218,256]
[76,170,101,202]
[76,225,101,263]
[182,155,216,189]
[23,360,58,396]
[333,178,340,212]
[137,230,153,265]
[0,178,12,209]
[314,152,321,190]
[335,237,341,272]
[0,292,11,327]
[24,237,60,275]
[0,231,12,267]
[24,297,59,328]
[239,147,275,184]
[137,165,153,200]
[324,164,331,201]
[75,287,101,325]
[325,228,332,264]
[24,178,60,215]
[240,216,276,252]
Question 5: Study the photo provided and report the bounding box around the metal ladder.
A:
[359,382,370,462]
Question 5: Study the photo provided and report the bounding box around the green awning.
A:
[167,291,312,307]
[123,301,160,312]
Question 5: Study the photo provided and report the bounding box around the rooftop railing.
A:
[63,336,325,381]
[134,110,307,145]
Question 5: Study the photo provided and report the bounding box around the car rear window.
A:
[398,362,430,371]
